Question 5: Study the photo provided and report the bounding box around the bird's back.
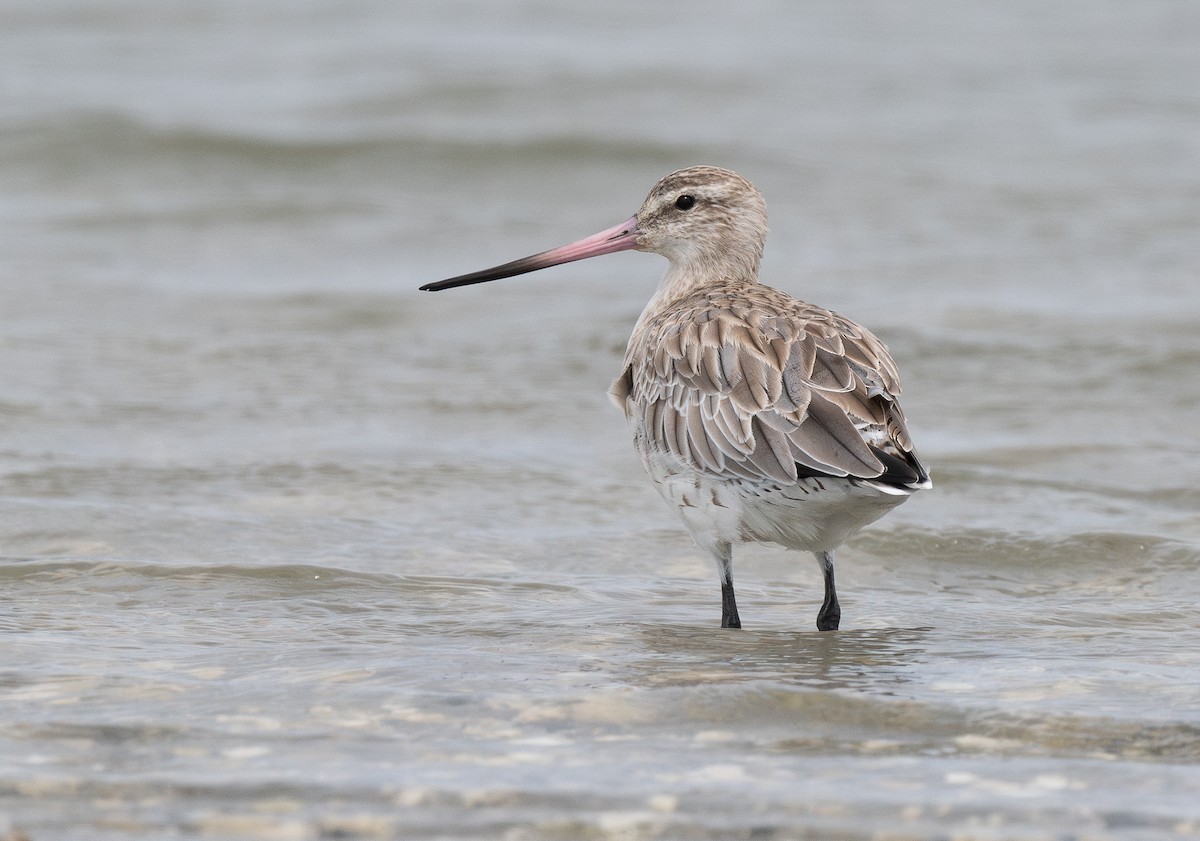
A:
[611,279,929,494]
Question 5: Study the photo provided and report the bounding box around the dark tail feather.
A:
[792,446,930,489]
[870,446,931,489]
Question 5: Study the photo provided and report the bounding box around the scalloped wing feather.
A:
[611,282,920,486]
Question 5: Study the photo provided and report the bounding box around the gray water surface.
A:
[3,2,1200,839]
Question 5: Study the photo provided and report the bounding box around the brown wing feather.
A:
[610,281,925,486]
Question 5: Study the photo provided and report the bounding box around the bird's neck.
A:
[649,253,760,309]
[630,255,760,345]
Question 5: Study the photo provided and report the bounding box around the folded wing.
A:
[610,286,929,490]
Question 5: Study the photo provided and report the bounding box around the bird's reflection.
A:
[630,624,932,694]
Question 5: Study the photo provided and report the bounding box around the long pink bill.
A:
[420,215,640,292]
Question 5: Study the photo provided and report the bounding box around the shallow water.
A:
[3,1,1200,839]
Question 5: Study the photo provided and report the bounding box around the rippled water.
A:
[3,1,1200,839]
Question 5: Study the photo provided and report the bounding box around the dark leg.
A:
[816,550,840,631]
[714,540,741,629]
[721,573,742,629]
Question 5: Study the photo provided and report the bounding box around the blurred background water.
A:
[2,1,1199,839]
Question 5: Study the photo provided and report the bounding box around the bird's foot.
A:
[816,603,840,632]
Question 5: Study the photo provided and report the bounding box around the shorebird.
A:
[421,166,930,631]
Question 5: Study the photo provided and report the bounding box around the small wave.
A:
[0,110,697,182]
[856,525,1199,574]
[0,111,383,171]
[0,557,389,586]
[0,557,585,601]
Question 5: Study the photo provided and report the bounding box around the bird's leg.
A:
[721,574,741,629]
[713,541,741,629]
[815,550,840,631]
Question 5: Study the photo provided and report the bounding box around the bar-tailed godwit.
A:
[421,166,930,631]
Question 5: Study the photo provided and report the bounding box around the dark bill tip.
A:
[419,215,640,292]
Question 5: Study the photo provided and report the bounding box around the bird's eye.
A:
[674,194,696,211]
